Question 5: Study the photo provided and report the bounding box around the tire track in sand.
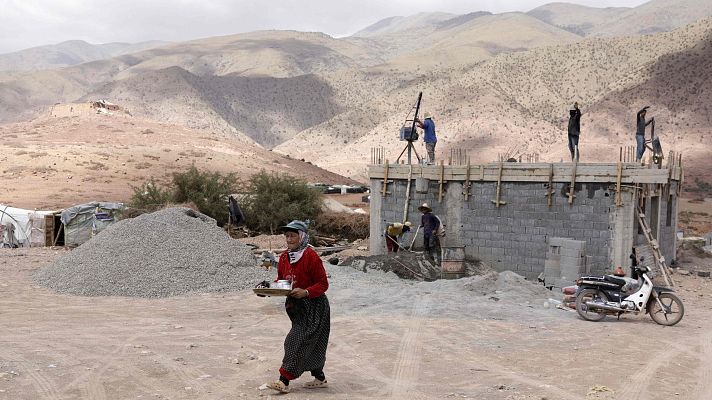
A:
[1,349,61,400]
[390,295,431,398]
[616,345,679,400]
[695,322,712,400]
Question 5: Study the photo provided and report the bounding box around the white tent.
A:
[0,204,56,247]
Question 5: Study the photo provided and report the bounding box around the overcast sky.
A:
[0,0,650,54]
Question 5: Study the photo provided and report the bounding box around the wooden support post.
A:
[568,157,578,204]
[479,164,485,181]
[403,164,413,223]
[491,160,507,207]
[677,154,683,196]
[438,160,445,203]
[546,163,554,207]
[615,161,623,207]
[52,224,64,247]
[381,160,391,197]
[463,159,471,200]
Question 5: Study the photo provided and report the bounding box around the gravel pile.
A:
[34,208,270,298]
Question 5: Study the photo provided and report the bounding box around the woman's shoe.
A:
[266,380,290,393]
[304,378,328,389]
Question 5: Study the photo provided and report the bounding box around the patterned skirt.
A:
[279,295,330,379]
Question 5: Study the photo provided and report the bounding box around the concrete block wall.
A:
[461,182,612,279]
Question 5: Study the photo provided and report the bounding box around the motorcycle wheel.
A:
[575,288,609,322]
[648,293,685,326]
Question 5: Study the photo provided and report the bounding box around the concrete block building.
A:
[369,160,683,281]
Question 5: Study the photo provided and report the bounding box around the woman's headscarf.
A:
[288,230,310,265]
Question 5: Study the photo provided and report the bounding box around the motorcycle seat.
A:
[604,275,626,286]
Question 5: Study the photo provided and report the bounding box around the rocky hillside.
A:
[1,1,711,185]
[0,40,168,72]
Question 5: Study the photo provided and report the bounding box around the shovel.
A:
[407,225,421,251]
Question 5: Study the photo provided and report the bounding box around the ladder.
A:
[636,206,674,287]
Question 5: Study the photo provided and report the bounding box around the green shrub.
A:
[128,166,238,226]
[242,171,323,233]
[129,179,173,211]
[172,166,238,225]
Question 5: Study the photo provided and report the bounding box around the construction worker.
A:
[415,112,437,164]
[385,221,412,252]
[568,102,581,161]
[418,203,441,264]
[636,106,653,162]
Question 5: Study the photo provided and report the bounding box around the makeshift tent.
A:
[61,202,123,247]
[0,204,57,247]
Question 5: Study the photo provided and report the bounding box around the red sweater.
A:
[277,247,329,298]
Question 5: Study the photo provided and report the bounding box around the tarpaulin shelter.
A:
[60,202,123,247]
[0,204,58,247]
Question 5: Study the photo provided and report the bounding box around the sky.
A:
[0,0,650,54]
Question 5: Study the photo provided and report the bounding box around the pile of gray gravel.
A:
[34,208,270,298]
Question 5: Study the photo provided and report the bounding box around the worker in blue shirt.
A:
[416,112,437,164]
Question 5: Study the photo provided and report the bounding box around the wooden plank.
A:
[568,158,578,204]
[439,160,445,203]
[403,164,413,223]
[368,164,677,184]
[463,159,471,201]
[381,160,390,197]
[491,160,506,207]
[615,161,623,207]
[547,163,554,207]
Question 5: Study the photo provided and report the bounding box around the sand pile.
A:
[34,208,270,298]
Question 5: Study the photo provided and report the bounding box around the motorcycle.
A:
[574,265,684,326]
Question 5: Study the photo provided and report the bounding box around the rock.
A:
[698,271,711,278]
[678,270,690,276]
[357,246,367,251]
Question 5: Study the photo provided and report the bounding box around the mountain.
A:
[0,112,355,209]
[352,12,457,37]
[0,40,168,72]
[2,1,712,187]
[527,3,630,36]
[274,17,712,179]
[590,0,712,37]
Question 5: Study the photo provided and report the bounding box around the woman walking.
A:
[266,220,330,393]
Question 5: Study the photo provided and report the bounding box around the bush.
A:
[172,166,238,225]
[129,179,173,211]
[242,171,323,233]
[128,166,238,226]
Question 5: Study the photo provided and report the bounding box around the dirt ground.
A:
[1,248,712,400]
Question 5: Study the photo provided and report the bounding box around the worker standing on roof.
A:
[567,102,581,161]
[416,112,437,164]
[384,221,412,252]
[636,106,653,162]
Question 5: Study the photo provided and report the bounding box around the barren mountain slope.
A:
[0,40,168,72]
[590,0,712,37]
[352,12,457,37]
[0,30,381,124]
[276,18,712,179]
[0,113,354,209]
[83,66,343,147]
[584,27,712,184]
[527,3,630,36]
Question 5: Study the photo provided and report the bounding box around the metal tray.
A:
[253,288,291,297]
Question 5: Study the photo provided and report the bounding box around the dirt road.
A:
[1,248,711,399]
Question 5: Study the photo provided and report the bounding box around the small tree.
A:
[242,170,323,233]
[128,166,238,226]
[172,166,239,225]
[129,179,172,211]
